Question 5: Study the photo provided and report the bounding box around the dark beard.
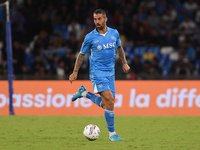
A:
[96,26,104,31]
[96,22,106,31]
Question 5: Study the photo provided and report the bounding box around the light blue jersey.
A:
[80,27,121,79]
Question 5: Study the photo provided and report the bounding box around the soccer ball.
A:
[83,124,100,141]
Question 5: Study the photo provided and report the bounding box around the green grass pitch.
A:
[0,116,200,150]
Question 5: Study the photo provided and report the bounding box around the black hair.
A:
[94,9,106,17]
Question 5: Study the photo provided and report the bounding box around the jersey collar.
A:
[94,26,110,35]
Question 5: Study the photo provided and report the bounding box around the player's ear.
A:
[105,17,108,23]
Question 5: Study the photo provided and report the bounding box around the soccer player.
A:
[69,9,130,141]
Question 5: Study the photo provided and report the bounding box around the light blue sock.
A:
[86,92,102,107]
[104,109,115,132]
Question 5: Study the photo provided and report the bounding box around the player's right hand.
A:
[69,72,78,84]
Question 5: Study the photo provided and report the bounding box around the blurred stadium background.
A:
[0,0,200,80]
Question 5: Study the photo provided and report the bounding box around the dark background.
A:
[0,0,200,80]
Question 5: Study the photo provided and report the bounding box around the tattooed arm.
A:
[116,45,127,65]
[69,53,85,83]
[73,53,85,72]
[116,45,130,73]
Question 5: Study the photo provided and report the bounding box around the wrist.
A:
[73,70,78,73]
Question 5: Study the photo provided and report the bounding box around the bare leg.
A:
[99,90,114,110]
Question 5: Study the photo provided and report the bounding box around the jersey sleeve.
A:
[115,30,121,47]
[80,34,91,54]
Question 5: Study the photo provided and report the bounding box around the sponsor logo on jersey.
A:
[97,42,116,50]
[103,42,116,49]
[97,45,102,50]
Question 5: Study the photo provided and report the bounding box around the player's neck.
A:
[97,26,107,34]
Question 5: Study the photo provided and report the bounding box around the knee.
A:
[104,96,114,110]
[105,95,115,105]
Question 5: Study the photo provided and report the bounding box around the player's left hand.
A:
[122,63,130,73]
